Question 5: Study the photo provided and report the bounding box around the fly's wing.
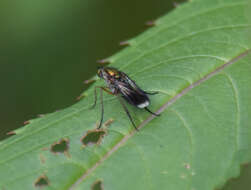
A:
[116,75,149,108]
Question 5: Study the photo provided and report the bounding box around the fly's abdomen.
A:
[122,91,150,109]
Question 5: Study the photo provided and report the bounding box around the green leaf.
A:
[1,0,251,189]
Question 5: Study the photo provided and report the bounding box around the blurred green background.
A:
[0,0,179,140]
[0,0,249,189]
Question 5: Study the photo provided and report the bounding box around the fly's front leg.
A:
[91,86,114,129]
[97,88,104,129]
[144,90,159,95]
[91,86,113,109]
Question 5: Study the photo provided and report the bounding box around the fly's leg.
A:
[144,107,160,116]
[91,86,114,129]
[143,90,160,116]
[91,86,113,109]
[97,88,104,129]
[117,96,139,131]
[91,86,98,109]
[144,91,159,95]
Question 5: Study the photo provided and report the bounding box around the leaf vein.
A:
[169,109,193,190]
[131,2,247,48]
[120,24,250,71]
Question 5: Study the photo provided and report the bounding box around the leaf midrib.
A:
[1,8,250,160]
[69,50,251,189]
[119,24,250,72]
[0,49,249,168]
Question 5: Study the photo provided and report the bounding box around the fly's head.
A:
[97,66,105,79]
[97,67,121,84]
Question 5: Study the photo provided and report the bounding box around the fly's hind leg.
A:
[143,90,160,116]
[144,107,160,116]
[117,96,139,131]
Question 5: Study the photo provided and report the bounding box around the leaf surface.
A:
[0,0,251,189]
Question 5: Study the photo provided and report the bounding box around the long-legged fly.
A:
[92,66,159,131]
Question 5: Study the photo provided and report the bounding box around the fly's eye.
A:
[97,70,103,78]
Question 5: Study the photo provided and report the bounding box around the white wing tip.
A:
[137,101,149,108]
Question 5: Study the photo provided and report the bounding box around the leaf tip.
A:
[24,120,30,125]
[6,131,16,136]
[145,20,156,27]
[37,114,45,118]
[97,59,111,65]
[76,93,87,101]
[119,40,131,46]
[84,79,96,85]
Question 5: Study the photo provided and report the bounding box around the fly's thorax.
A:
[100,74,116,94]
[106,81,117,93]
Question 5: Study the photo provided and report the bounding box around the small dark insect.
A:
[92,66,159,131]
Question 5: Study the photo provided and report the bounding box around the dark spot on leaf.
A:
[180,173,187,179]
[91,180,103,190]
[184,163,190,169]
[81,129,106,146]
[34,175,49,188]
[6,131,16,136]
[39,154,46,164]
[41,147,49,151]
[104,118,114,127]
[50,138,69,156]
[119,41,130,46]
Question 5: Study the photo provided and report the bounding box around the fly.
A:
[92,66,159,131]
